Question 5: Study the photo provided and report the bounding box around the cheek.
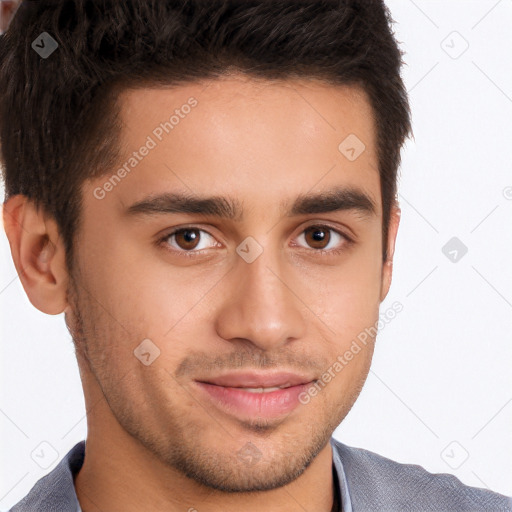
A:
[76,235,219,366]
[298,250,383,340]
[325,274,381,338]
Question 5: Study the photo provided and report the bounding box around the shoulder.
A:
[9,441,85,512]
[331,437,512,511]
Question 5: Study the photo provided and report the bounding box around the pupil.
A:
[184,230,197,242]
[313,229,325,241]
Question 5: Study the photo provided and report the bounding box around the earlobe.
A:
[380,204,401,302]
[2,195,69,315]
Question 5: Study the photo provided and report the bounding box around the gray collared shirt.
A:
[9,437,512,511]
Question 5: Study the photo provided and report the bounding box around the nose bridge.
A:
[243,249,287,313]
[214,239,307,350]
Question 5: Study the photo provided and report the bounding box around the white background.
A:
[1,0,511,509]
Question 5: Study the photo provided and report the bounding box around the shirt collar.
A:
[330,436,353,512]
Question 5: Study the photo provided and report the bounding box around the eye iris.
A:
[305,226,330,249]
[175,228,200,250]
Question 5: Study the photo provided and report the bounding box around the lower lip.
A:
[195,382,313,420]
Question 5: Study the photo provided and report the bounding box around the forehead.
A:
[117,74,376,143]
[107,75,380,214]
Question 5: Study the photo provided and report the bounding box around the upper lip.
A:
[196,371,316,389]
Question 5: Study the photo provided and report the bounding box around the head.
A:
[1,0,411,494]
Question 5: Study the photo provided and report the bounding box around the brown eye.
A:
[163,227,217,253]
[304,225,331,249]
[174,228,201,250]
[296,225,348,253]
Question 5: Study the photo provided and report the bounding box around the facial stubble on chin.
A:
[62,267,370,493]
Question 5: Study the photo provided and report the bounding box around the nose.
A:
[214,243,307,352]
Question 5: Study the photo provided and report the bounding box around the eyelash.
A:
[157,224,354,259]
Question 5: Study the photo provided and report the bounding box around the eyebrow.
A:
[125,186,376,221]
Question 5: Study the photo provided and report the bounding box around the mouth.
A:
[194,371,316,420]
[216,386,289,393]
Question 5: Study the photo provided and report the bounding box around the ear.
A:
[2,195,69,314]
[379,203,400,302]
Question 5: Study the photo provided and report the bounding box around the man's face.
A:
[67,75,395,492]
